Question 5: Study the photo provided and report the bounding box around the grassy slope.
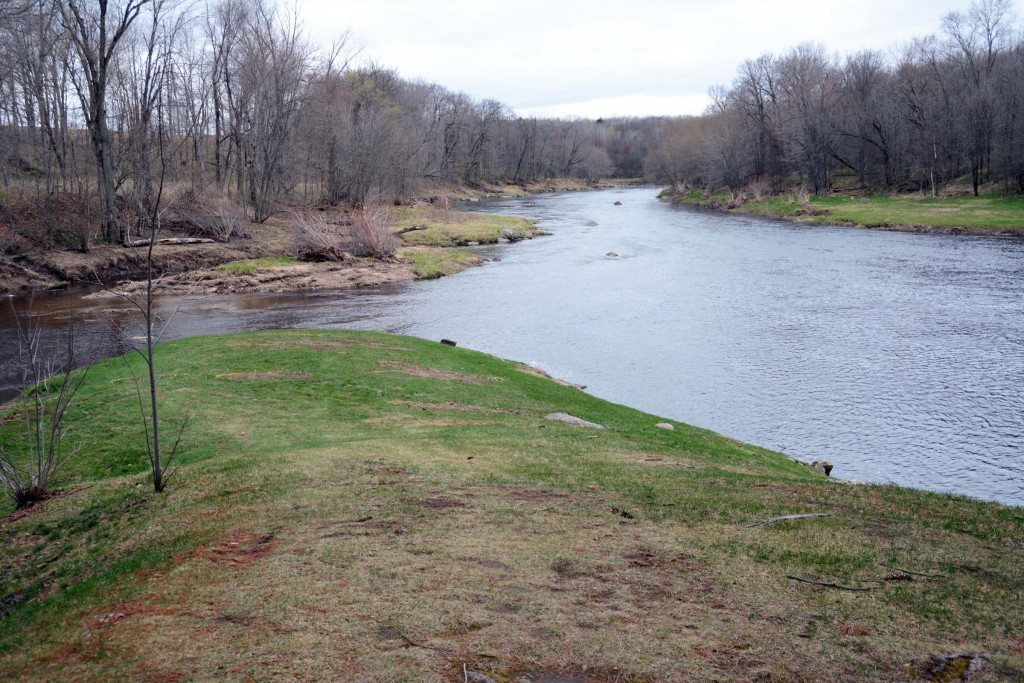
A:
[0,330,1020,682]
[671,191,1024,235]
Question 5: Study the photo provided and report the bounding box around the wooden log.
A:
[126,237,216,247]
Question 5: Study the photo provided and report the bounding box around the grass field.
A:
[671,190,1024,235]
[0,330,1021,682]
[403,247,483,279]
[217,256,299,275]
[395,206,543,247]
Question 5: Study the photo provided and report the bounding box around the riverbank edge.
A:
[0,178,643,297]
[0,329,1021,681]
[659,188,1024,236]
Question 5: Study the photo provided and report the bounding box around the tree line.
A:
[0,0,663,247]
[645,0,1024,197]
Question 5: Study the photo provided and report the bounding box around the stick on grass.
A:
[745,513,833,528]
[787,575,884,591]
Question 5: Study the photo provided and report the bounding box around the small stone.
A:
[812,460,833,476]
[466,673,497,683]
[606,251,619,257]
[586,220,599,226]
[655,422,675,431]
[440,339,457,346]
[614,200,623,205]
[545,413,605,430]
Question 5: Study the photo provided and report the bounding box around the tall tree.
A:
[56,0,151,243]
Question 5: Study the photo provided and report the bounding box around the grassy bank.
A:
[1,178,590,295]
[0,330,1021,681]
[395,206,543,247]
[666,189,1024,235]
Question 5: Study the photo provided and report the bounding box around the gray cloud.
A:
[302,0,1015,117]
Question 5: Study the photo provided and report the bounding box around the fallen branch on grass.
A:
[400,632,452,653]
[786,575,884,591]
[745,513,833,528]
[396,225,427,235]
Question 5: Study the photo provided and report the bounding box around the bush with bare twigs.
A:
[0,223,23,256]
[747,179,770,202]
[293,211,347,261]
[167,191,248,242]
[350,205,399,260]
[0,194,103,252]
[0,302,87,508]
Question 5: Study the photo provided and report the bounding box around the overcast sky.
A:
[301,0,1020,119]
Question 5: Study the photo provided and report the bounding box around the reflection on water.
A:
[2,188,1022,505]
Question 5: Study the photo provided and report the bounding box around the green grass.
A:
[404,247,482,279]
[0,330,1021,681]
[395,206,542,247]
[217,256,298,275]
[673,190,1024,234]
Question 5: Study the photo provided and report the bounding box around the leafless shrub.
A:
[0,301,87,508]
[795,184,812,208]
[350,205,398,260]
[293,211,346,261]
[1,194,103,252]
[169,191,248,242]
[747,179,770,202]
[424,196,467,224]
[725,186,748,209]
[0,224,23,256]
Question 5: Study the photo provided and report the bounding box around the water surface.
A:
[2,188,1021,504]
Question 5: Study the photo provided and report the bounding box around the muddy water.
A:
[1,188,1022,505]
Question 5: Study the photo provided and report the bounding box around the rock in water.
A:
[812,460,833,476]
[606,252,619,257]
[655,422,675,431]
[614,200,623,205]
[545,413,605,430]
[440,339,457,347]
[586,220,599,226]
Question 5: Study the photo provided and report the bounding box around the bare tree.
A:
[56,0,151,243]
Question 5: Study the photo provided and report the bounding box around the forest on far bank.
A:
[0,0,1022,254]
[647,0,1024,199]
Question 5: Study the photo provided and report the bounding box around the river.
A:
[1,187,1022,505]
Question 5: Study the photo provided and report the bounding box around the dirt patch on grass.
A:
[405,497,469,510]
[378,360,493,384]
[1,488,76,524]
[217,372,311,381]
[202,532,277,567]
[364,416,497,427]
[614,451,694,467]
[225,337,408,352]
[497,487,570,503]
[395,399,533,417]
[83,596,180,629]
